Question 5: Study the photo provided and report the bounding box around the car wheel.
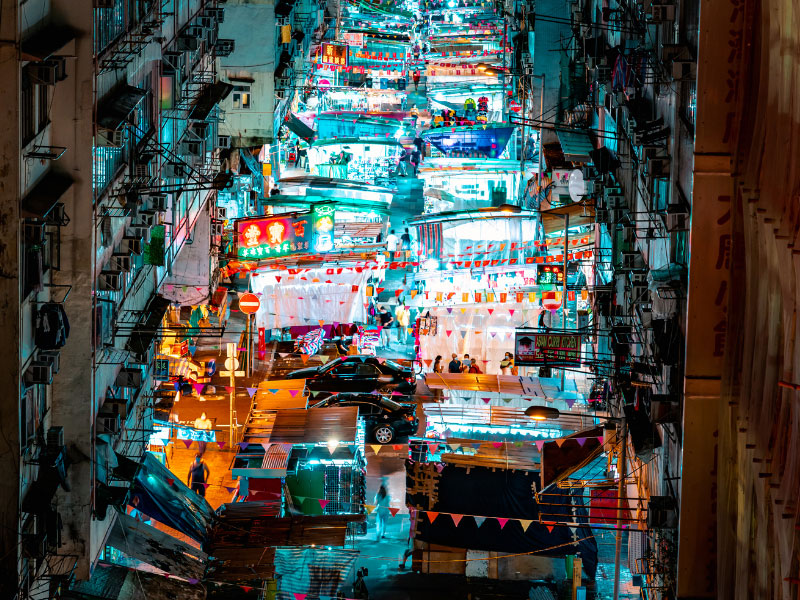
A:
[373,424,395,444]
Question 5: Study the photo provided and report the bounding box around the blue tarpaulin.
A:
[131,452,216,544]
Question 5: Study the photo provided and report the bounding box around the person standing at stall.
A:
[193,412,213,456]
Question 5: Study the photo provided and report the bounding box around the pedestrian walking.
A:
[193,412,213,455]
[375,478,391,540]
[386,229,399,261]
[378,306,394,347]
[412,69,421,90]
[187,454,210,497]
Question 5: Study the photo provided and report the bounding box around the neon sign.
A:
[235,205,335,259]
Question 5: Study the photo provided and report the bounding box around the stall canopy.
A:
[285,112,316,141]
[273,547,359,600]
[239,406,359,446]
[406,461,598,577]
[422,124,516,159]
[106,511,207,580]
[97,85,147,131]
[555,128,595,164]
[131,452,216,544]
[188,81,234,122]
[250,267,371,329]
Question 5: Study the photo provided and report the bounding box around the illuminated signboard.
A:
[537,264,564,286]
[321,42,348,67]
[514,330,582,366]
[235,205,335,259]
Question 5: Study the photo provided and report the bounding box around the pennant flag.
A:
[492,442,503,449]
[449,443,461,451]
[319,499,329,509]
[410,290,418,298]
[318,320,325,327]
[446,330,452,337]
[370,444,382,454]
[519,519,533,531]
[535,440,545,451]
[544,522,555,533]
[294,496,306,504]
[509,309,515,316]
[365,504,376,514]
[241,586,253,593]
[451,513,464,526]
[225,386,233,394]
[182,439,193,448]
[301,354,309,364]
[225,486,238,493]
[482,397,491,404]
[247,387,257,398]
[487,308,494,315]
[427,511,440,523]
[474,516,486,527]
[565,397,576,409]
[423,359,433,367]
[447,307,453,314]
[192,383,204,395]
[555,438,565,447]
[428,443,439,453]
[217,441,226,449]
[166,477,174,486]
[497,518,509,529]
[239,442,249,450]
[188,578,200,585]
[392,444,404,450]
[389,507,400,517]
[597,436,605,444]
[160,438,170,447]
[576,437,587,446]
[294,594,308,600]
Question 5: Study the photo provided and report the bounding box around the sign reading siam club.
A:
[235,205,335,259]
[514,330,582,366]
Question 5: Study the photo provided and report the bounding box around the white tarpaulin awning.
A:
[250,267,371,329]
[161,203,215,306]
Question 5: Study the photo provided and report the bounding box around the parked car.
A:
[286,356,416,397]
[310,393,418,444]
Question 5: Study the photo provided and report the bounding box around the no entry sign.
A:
[238,293,261,315]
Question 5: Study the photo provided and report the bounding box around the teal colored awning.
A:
[555,128,595,163]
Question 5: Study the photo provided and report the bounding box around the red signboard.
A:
[321,42,348,67]
[258,327,266,360]
[238,293,261,315]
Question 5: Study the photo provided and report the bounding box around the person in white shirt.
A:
[386,229,399,261]
[374,478,392,540]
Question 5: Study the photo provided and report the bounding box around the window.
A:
[333,362,357,375]
[356,363,380,377]
[232,85,251,109]
[37,84,49,132]
[21,80,35,146]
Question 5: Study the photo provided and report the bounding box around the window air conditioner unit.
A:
[208,7,225,23]
[97,127,125,148]
[25,363,53,385]
[98,271,122,291]
[128,225,151,243]
[36,350,61,374]
[163,162,185,178]
[181,140,202,156]
[199,16,214,29]
[177,35,200,52]
[648,158,670,178]
[147,194,168,212]
[121,236,143,255]
[134,163,152,179]
[606,193,626,209]
[649,4,676,22]
[664,205,690,232]
[134,212,156,228]
[111,253,132,272]
[216,134,231,149]
[27,62,59,86]
[672,60,697,80]
[96,412,121,435]
[115,368,143,389]
[211,222,224,237]
[595,208,611,224]
[215,206,227,220]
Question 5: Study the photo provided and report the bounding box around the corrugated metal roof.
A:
[555,128,595,163]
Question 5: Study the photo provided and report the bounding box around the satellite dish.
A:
[568,169,585,203]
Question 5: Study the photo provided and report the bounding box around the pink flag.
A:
[182,439,193,448]
[451,513,464,526]
[192,383,204,395]
[535,440,545,451]
[319,499,329,509]
[446,330,452,337]
[482,397,491,404]
[217,441,226,449]
[492,442,503,449]
[497,518,509,529]
[294,594,307,600]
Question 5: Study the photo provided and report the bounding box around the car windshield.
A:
[379,397,403,411]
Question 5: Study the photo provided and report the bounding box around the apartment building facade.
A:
[0,1,231,597]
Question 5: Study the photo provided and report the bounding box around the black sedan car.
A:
[310,393,418,444]
[286,356,416,398]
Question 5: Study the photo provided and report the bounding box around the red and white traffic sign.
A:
[238,292,261,314]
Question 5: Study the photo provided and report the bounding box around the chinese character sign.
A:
[321,42,348,67]
[235,207,335,259]
[514,330,582,366]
